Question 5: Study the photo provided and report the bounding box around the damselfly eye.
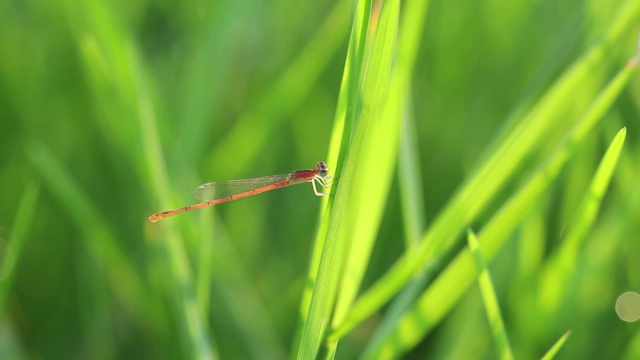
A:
[317,161,327,170]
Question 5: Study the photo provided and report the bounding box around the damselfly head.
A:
[316,161,328,175]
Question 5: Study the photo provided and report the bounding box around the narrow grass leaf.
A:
[467,230,514,360]
[541,330,572,360]
[538,127,627,315]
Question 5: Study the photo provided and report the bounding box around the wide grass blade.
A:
[292,0,372,355]
[295,0,401,357]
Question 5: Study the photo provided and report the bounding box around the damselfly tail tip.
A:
[148,214,161,222]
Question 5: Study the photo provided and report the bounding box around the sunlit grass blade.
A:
[541,330,572,360]
[295,0,400,357]
[291,0,371,356]
[334,0,432,355]
[331,0,403,327]
[0,181,39,319]
[361,98,429,360]
[332,0,430,332]
[361,55,638,359]
[330,1,640,340]
[467,230,514,360]
[537,127,627,315]
[358,0,431,354]
[398,106,427,247]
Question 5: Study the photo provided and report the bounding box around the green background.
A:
[1,0,639,358]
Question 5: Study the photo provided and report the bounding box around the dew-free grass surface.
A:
[1,0,640,359]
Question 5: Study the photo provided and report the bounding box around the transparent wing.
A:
[193,174,292,201]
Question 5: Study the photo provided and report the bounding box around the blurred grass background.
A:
[1,0,640,358]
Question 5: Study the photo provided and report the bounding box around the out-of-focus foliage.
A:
[0,0,639,358]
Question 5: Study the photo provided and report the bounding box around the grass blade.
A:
[467,230,514,360]
[296,0,400,357]
[541,330,572,360]
[537,127,627,315]
[292,0,371,355]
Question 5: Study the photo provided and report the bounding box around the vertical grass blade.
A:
[292,1,372,355]
[295,0,400,358]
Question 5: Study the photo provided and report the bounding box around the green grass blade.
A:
[361,96,429,360]
[541,330,572,360]
[398,105,427,247]
[0,181,39,319]
[295,0,400,357]
[330,1,640,340]
[359,0,432,355]
[362,56,637,359]
[332,0,431,330]
[331,0,403,326]
[467,230,514,360]
[292,1,371,356]
[538,127,627,314]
